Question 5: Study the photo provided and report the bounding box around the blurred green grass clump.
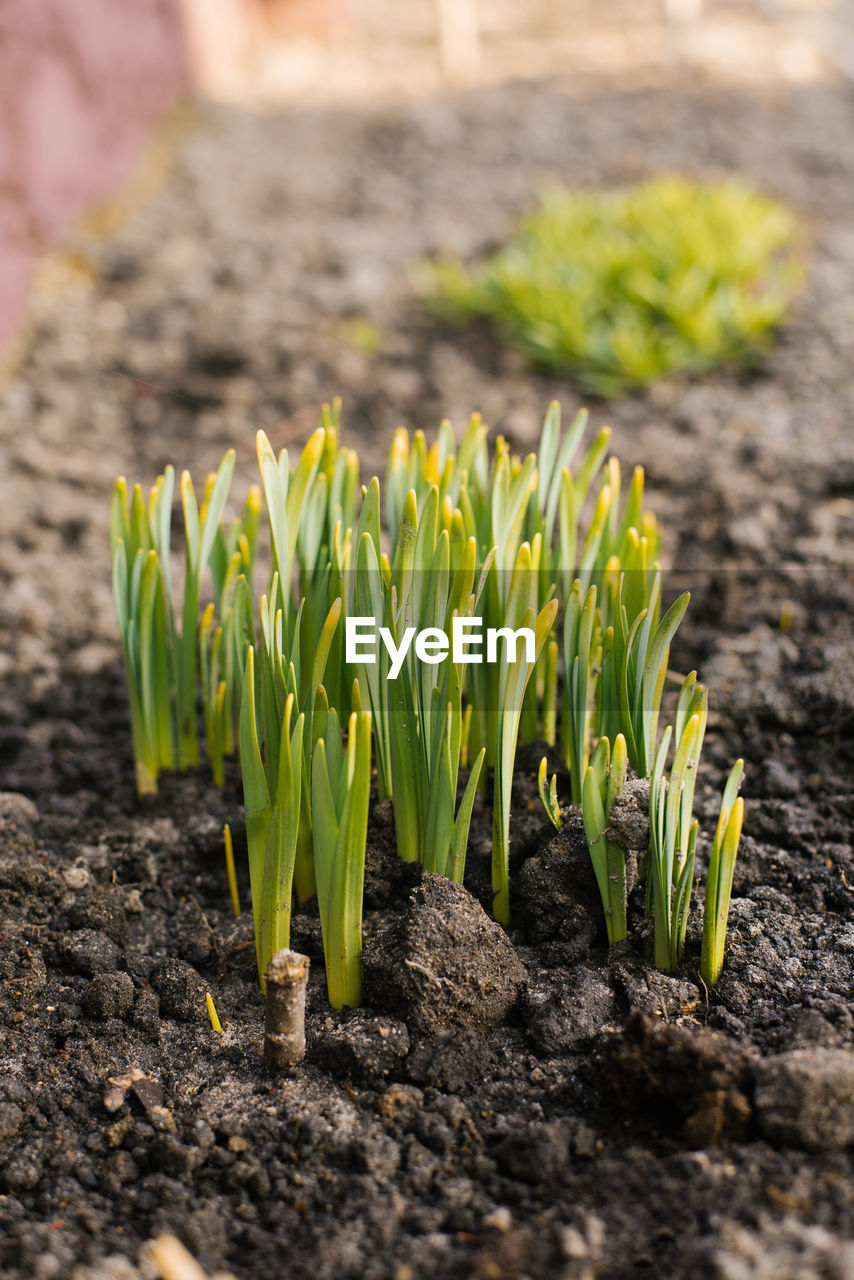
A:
[422,177,802,397]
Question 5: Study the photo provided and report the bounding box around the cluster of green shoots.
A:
[111,399,744,1007]
[422,177,801,396]
[539,633,744,988]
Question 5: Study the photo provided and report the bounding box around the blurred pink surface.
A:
[0,0,188,354]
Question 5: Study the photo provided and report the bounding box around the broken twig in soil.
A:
[264,948,310,1071]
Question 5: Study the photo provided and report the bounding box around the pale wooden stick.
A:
[264,948,310,1070]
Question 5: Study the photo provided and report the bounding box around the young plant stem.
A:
[562,580,598,806]
[700,759,745,987]
[491,544,558,924]
[110,450,237,795]
[352,483,488,880]
[239,646,305,987]
[312,704,372,1008]
[537,756,563,831]
[581,733,629,943]
[648,712,702,971]
[615,573,690,778]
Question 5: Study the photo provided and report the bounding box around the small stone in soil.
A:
[62,863,90,890]
[492,1119,572,1185]
[131,1074,164,1111]
[754,1047,854,1152]
[0,792,39,830]
[484,1207,513,1232]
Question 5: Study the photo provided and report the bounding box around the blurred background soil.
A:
[1,0,853,688]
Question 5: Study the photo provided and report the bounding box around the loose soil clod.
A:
[364,873,528,1035]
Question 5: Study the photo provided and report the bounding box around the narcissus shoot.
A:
[701,759,745,987]
[240,643,304,987]
[582,733,629,944]
[110,449,235,794]
[312,700,372,1008]
[349,481,488,880]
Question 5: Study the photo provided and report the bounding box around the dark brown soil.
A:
[1,58,853,1280]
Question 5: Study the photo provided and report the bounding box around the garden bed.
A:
[1,66,853,1280]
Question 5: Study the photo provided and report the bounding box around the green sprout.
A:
[292,595,343,903]
[312,699,372,1008]
[521,633,559,747]
[382,404,595,917]
[553,425,613,602]
[537,756,563,831]
[199,569,254,787]
[238,563,341,974]
[542,663,745,974]
[459,402,592,765]
[460,436,539,777]
[297,399,359,693]
[255,425,346,901]
[385,412,488,546]
[223,823,241,917]
[110,450,235,795]
[209,479,262,602]
[562,580,598,806]
[701,759,745,987]
[526,401,591,553]
[613,573,690,778]
[175,454,236,767]
[196,480,265,786]
[240,643,304,987]
[352,483,487,879]
[255,425,325,622]
[581,733,629,944]
[556,448,664,801]
[423,177,802,395]
[647,674,709,972]
[519,403,593,745]
[490,543,558,923]
[542,635,559,746]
